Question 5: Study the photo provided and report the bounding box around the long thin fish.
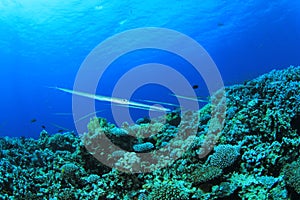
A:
[170,94,209,102]
[75,110,104,123]
[112,103,167,111]
[137,99,180,107]
[52,87,170,112]
[50,122,70,132]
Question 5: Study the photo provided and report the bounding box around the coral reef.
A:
[133,142,155,152]
[207,144,241,169]
[0,66,300,199]
[145,179,192,200]
[282,158,300,194]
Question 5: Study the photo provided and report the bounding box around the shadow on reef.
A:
[290,113,300,135]
[0,66,300,199]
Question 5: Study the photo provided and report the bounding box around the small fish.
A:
[31,118,37,123]
[192,85,199,89]
[41,125,46,129]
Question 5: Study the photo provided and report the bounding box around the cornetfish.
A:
[52,87,170,112]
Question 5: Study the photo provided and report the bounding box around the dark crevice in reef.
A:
[287,187,300,200]
[290,114,300,135]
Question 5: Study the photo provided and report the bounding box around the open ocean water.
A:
[0,0,300,199]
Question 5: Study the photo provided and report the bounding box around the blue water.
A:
[0,0,299,138]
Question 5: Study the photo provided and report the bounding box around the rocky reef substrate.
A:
[1,66,300,199]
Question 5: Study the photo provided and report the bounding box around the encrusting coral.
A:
[282,158,300,194]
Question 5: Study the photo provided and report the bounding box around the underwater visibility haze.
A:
[0,0,300,199]
[0,0,299,138]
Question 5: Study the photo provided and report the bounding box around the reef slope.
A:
[0,66,300,199]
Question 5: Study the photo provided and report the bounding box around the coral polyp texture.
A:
[1,66,300,199]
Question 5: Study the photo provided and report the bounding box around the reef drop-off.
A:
[1,66,300,199]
